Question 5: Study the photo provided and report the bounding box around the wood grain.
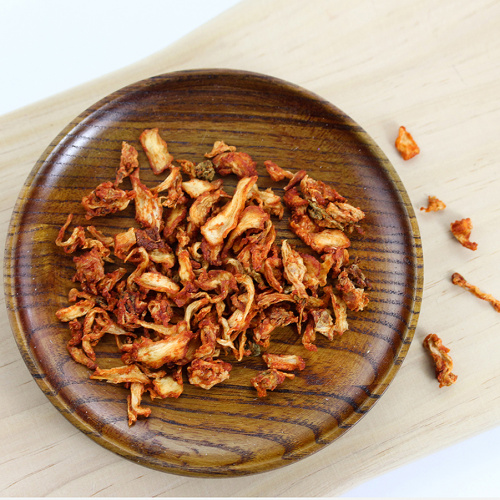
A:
[1,0,500,495]
[4,70,421,476]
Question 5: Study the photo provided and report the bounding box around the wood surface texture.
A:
[1,0,499,496]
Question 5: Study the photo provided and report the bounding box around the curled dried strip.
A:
[201,175,258,248]
[127,382,151,426]
[451,273,500,312]
[420,195,446,212]
[423,334,457,388]
[90,364,150,385]
[55,214,86,254]
[56,298,95,322]
[395,126,420,160]
[450,218,477,251]
[204,140,236,158]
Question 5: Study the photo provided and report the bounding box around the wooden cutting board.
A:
[1,0,499,495]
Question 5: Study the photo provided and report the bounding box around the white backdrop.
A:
[1,1,499,497]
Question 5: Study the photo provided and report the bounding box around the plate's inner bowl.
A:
[9,71,420,476]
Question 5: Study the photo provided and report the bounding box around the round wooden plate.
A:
[4,69,422,477]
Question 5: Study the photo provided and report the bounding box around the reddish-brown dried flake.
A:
[115,141,139,186]
[420,195,446,212]
[395,126,420,160]
[187,358,232,389]
[450,218,477,250]
[251,369,295,397]
[212,151,258,178]
[423,334,457,388]
[140,128,174,175]
[264,160,293,181]
[82,182,135,219]
[262,353,305,372]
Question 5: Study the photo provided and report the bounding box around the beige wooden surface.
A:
[1,0,500,496]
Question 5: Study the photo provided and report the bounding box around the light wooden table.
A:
[1,0,500,496]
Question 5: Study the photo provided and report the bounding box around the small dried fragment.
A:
[115,141,139,186]
[423,334,457,388]
[127,382,151,426]
[251,369,295,397]
[264,160,293,181]
[212,151,258,178]
[262,353,305,371]
[451,272,500,312]
[81,182,135,219]
[204,140,236,158]
[420,195,446,212]
[140,128,174,175]
[395,126,420,160]
[187,358,232,389]
[450,218,477,251]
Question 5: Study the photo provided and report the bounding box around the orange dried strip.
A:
[423,334,457,388]
[395,126,420,160]
[420,195,446,212]
[451,272,500,312]
[450,218,477,250]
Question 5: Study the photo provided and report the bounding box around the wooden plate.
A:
[4,69,422,477]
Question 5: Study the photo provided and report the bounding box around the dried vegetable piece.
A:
[451,273,500,312]
[212,151,258,178]
[423,334,457,388]
[139,128,174,174]
[450,218,478,250]
[395,125,420,160]
[420,195,446,212]
[187,358,232,389]
[251,369,295,397]
[115,142,139,186]
[264,160,293,181]
[55,135,371,424]
[262,353,305,371]
[81,182,136,219]
[127,382,151,426]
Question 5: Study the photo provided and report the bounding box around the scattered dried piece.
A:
[423,334,457,388]
[420,195,446,212]
[395,126,420,160]
[450,218,477,251]
[451,272,500,312]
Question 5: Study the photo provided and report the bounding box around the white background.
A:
[1,1,499,497]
